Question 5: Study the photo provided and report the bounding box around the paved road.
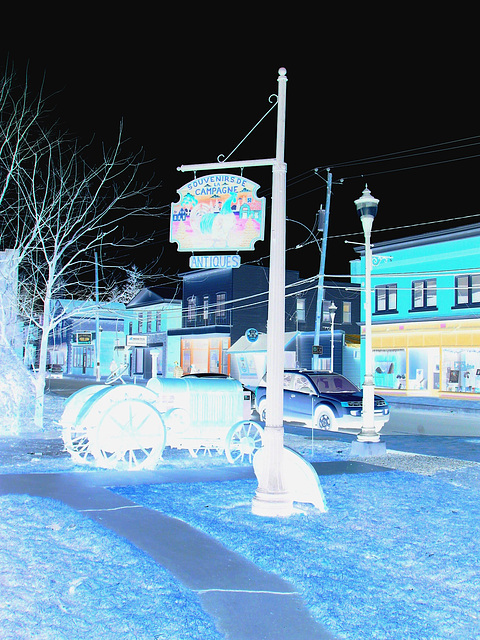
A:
[383,405,480,437]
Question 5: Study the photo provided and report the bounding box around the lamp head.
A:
[329,301,337,322]
[354,184,379,220]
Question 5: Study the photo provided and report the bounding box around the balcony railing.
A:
[182,309,232,329]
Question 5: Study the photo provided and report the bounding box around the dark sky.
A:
[2,12,478,283]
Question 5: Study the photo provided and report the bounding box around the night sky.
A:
[2,12,478,283]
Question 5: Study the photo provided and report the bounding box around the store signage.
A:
[76,332,92,344]
[189,255,241,269]
[126,335,148,347]
[312,345,323,355]
[245,328,259,343]
[170,174,265,252]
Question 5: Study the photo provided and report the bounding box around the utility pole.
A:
[312,169,332,369]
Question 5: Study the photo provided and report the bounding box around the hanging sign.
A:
[170,174,265,252]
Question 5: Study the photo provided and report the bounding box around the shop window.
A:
[373,349,406,389]
[342,301,351,324]
[411,279,437,311]
[375,284,397,314]
[442,347,480,393]
[454,274,480,307]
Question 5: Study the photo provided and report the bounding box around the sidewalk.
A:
[1,466,336,640]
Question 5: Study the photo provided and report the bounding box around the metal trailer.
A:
[61,377,263,470]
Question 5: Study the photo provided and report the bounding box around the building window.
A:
[146,311,152,333]
[342,301,352,324]
[322,300,332,323]
[375,284,397,314]
[203,295,209,322]
[138,312,144,333]
[155,310,162,332]
[454,274,480,307]
[187,296,197,324]
[215,292,226,320]
[411,279,437,311]
[296,297,306,323]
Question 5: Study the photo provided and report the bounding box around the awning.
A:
[228,331,298,353]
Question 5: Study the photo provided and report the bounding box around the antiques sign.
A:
[170,174,265,252]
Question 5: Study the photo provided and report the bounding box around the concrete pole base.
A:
[350,440,386,457]
[252,490,293,517]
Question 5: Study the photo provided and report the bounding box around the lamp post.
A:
[329,302,337,372]
[351,185,386,456]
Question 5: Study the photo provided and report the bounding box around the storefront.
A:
[180,337,231,374]
[371,318,480,398]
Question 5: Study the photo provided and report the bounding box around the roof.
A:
[354,222,480,256]
[126,286,181,309]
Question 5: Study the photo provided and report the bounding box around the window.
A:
[155,310,162,332]
[454,274,480,307]
[322,300,332,323]
[146,311,152,333]
[215,292,226,320]
[203,295,209,321]
[411,279,437,311]
[187,296,197,324]
[138,312,144,333]
[375,284,397,314]
[296,297,306,323]
[342,301,352,324]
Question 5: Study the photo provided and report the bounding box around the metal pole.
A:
[357,216,379,442]
[252,68,292,517]
[312,170,332,369]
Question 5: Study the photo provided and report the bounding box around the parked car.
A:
[254,369,390,433]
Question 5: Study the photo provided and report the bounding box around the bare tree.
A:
[0,64,160,427]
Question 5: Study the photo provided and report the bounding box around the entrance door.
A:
[408,347,440,394]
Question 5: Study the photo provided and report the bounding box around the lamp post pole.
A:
[351,186,386,456]
[329,302,337,372]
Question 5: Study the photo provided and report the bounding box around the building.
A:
[44,299,132,378]
[168,265,360,385]
[126,286,182,378]
[351,223,480,399]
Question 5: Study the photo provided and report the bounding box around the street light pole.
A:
[329,302,337,372]
[351,186,386,456]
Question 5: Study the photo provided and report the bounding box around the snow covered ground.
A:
[1,391,480,639]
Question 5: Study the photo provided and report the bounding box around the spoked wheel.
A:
[225,420,263,464]
[61,385,105,464]
[314,405,336,430]
[89,398,166,470]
